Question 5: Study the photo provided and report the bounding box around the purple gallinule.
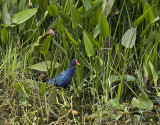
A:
[48,59,79,88]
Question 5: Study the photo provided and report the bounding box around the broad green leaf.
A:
[62,25,79,46]
[98,57,103,66]
[71,4,83,28]
[15,82,30,98]
[47,5,58,17]
[134,6,151,26]
[1,27,8,44]
[64,0,70,13]
[149,61,158,93]
[28,61,60,72]
[143,3,154,24]
[39,82,46,96]
[89,5,102,27]
[85,32,100,48]
[59,10,70,23]
[107,74,136,83]
[121,28,136,48]
[11,8,37,24]
[98,12,110,37]
[131,96,153,110]
[107,75,121,83]
[2,3,11,25]
[83,31,94,57]
[82,0,101,20]
[78,6,84,15]
[125,74,136,82]
[40,34,52,55]
[53,39,67,56]
[82,0,91,11]
[109,97,121,109]
[93,24,100,38]
[103,0,115,17]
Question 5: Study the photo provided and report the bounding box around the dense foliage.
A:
[0,0,160,124]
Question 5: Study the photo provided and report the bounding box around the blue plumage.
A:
[48,59,79,88]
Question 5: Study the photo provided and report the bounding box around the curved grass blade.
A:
[62,25,79,46]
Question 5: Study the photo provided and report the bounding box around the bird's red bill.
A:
[76,61,80,65]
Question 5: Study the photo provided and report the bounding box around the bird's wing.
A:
[49,71,65,85]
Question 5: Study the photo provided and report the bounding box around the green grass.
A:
[0,0,160,124]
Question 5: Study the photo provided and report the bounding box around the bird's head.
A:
[70,59,80,66]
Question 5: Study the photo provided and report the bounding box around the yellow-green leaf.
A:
[28,61,60,72]
[1,27,8,44]
[62,25,79,46]
[12,8,37,24]
[133,6,152,26]
[2,3,11,25]
[132,96,153,110]
[98,12,110,37]
[40,34,52,55]
[47,5,58,17]
[121,28,136,48]
[83,31,94,57]
[149,61,158,93]
[71,4,83,29]
[143,2,154,24]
